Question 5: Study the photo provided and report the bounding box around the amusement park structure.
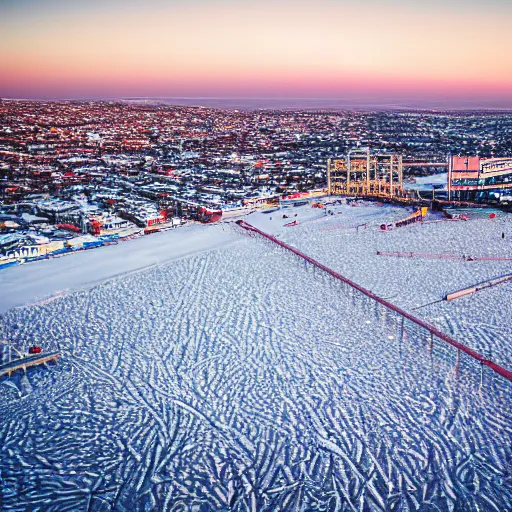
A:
[328,149,512,204]
[327,148,406,199]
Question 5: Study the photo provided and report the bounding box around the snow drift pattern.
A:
[0,213,511,510]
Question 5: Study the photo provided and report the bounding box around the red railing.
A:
[376,251,512,262]
[236,220,512,382]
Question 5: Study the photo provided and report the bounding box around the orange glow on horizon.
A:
[1,0,511,103]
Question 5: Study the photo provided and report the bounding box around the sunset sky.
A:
[1,0,511,107]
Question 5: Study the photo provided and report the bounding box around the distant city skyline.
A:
[1,0,512,108]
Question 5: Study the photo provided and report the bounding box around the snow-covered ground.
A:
[404,173,447,191]
[0,224,238,313]
[0,202,511,511]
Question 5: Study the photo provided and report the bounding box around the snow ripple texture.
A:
[1,215,511,511]
[273,205,512,369]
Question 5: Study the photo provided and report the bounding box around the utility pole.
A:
[447,154,452,201]
[327,158,331,195]
[389,155,394,197]
[366,148,370,194]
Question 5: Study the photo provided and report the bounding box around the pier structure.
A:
[0,342,59,378]
[236,220,512,383]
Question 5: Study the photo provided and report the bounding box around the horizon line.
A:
[2,96,512,112]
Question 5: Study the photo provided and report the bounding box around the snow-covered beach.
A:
[0,224,238,314]
[1,202,511,510]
